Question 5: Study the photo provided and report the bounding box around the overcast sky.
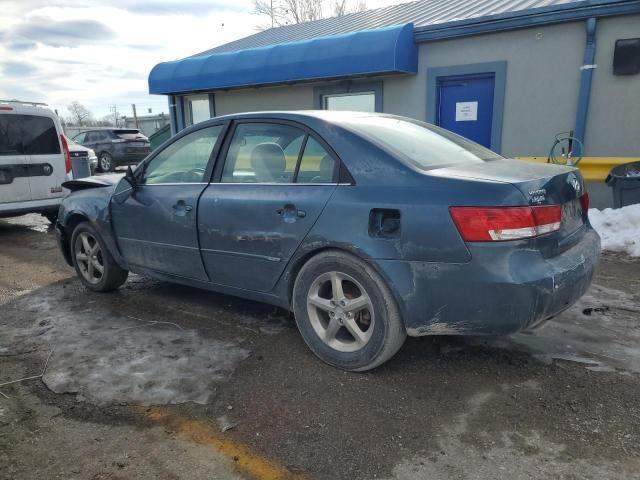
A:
[0,0,410,121]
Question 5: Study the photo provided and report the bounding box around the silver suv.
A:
[0,100,72,223]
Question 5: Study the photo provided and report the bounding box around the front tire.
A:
[293,251,406,371]
[98,152,114,172]
[70,222,128,292]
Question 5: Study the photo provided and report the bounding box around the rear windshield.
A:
[114,129,144,140]
[341,116,503,170]
[0,114,61,156]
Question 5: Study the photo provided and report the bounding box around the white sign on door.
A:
[455,101,478,122]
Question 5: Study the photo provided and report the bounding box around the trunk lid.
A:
[432,158,584,206]
[432,158,588,253]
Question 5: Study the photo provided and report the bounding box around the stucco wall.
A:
[585,14,640,157]
[215,84,315,115]
[176,15,638,159]
[385,21,585,157]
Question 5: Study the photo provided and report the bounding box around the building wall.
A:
[215,84,315,115]
[385,21,585,157]
[585,14,640,157]
[174,15,639,160]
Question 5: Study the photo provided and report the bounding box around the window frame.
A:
[212,119,347,186]
[314,80,383,113]
[134,121,230,186]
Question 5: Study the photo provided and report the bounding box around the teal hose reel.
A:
[548,131,584,166]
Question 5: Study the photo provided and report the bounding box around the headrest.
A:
[318,155,334,180]
[250,143,286,182]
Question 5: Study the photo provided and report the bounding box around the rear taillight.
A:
[0,106,13,111]
[60,134,72,174]
[449,205,561,242]
[580,192,590,212]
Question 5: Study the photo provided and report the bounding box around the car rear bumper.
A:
[375,227,601,336]
[0,197,61,217]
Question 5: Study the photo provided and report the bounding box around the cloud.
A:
[114,0,248,15]
[5,41,38,51]
[1,61,39,76]
[13,18,116,47]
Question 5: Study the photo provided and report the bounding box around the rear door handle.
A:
[277,204,306,221]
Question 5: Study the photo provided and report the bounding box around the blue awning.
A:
[148,23,417,95]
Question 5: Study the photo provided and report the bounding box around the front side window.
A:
[73,132,86,144]
[142,125,223,184]
[221,123,305,183]
[341,115,503,170]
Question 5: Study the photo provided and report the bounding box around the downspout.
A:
[574,17,597,149]
[168,95,177,136]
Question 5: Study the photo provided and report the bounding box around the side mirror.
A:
[125,165,138,187]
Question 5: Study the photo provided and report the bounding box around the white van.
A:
[0,100,72,223]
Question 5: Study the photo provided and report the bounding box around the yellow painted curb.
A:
[515,157,640,182]
[141,406,304,480]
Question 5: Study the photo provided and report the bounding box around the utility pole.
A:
[132,104,139,129]
[109,105,118,127]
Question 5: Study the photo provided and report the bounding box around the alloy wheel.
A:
[99,154,111,171]
[74,231,104,284]
[306,271,375,352]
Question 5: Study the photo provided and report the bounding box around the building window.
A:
[184,94,210,126]
[314,81,382,113]
[323,92,376,112]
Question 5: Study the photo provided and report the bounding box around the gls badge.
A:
[567,172,581,194]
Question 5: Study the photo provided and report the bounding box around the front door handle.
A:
[172,200,193,216]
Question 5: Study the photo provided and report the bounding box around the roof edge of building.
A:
[413,0,640,42]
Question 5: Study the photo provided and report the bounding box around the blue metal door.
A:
[437,74,495,148]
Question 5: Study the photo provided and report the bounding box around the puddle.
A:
[474,284,640,374]
[3,214,52,233]
[0,289,250,405]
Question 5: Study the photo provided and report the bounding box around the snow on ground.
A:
[589,204,640,257]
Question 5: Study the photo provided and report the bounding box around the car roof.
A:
[0,100,57,118]
[206,110,390,124]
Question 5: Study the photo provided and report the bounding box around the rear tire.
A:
[98,152,114,172]
[293,250,406,371]
[70,222,128,292]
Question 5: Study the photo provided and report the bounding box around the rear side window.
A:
[297,137,335,183]
[221,123,305,183]
[21,116,60,155]
[0,115,22,155]
[114,129,144,140]
[0,114,60,155]
[342,115,503,170]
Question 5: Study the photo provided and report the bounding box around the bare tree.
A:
[332,0,366,16]
[66,101,93,126]
[254,0,365,29]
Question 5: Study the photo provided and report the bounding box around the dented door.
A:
[198,184,336,292]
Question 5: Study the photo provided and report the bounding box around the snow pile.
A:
[589,204,640,257]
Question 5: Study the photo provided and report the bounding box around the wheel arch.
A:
[284,245,409,330]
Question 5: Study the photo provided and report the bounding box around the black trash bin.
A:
[606,161,640,208]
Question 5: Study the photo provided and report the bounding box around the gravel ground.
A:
[1,214,639,480]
